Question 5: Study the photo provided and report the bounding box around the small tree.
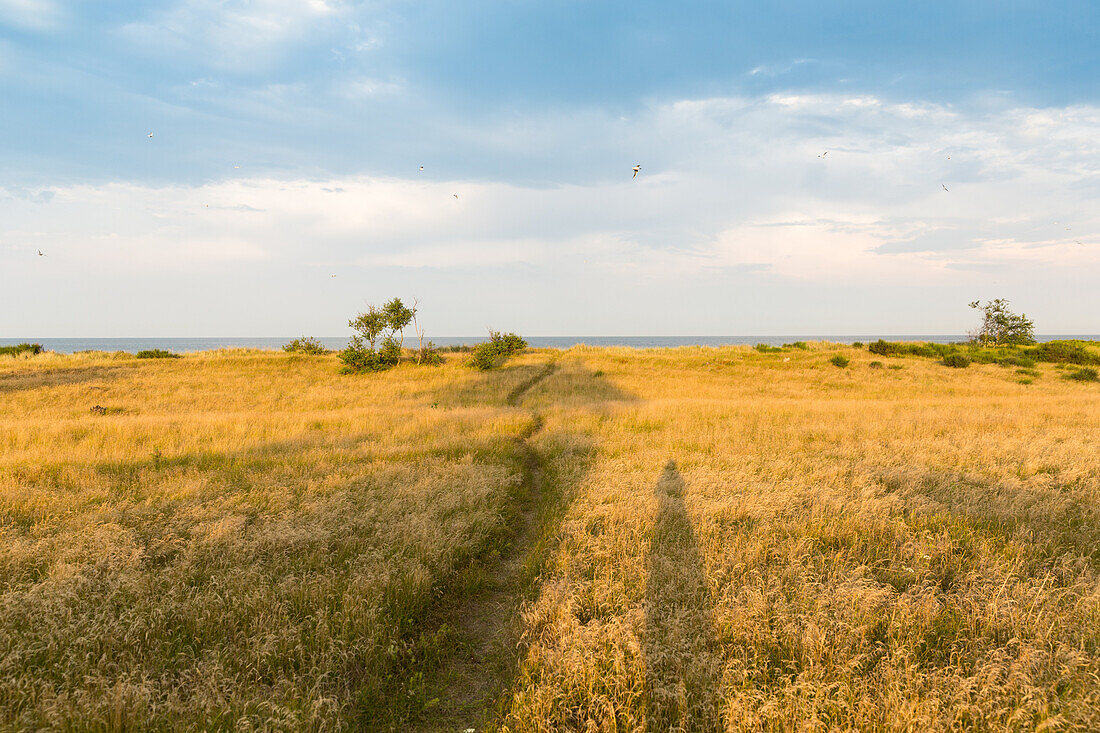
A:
[383,298,415,348]
[968,299,1035,346]
[349,306,389,350]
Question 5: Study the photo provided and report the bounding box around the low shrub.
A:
[414,342,443,365]
[868,361,884,369]
[754,343,783,353]
[0,343,43,356]
[489,330,527,356]
[783,341,809,350]
[852,341,864,349]
[469,342,505,371]
[868,340,956,359]
[135,349,180,359]
[469,331,528,370]
[830,355,850,368]
[1016,368,1041,378]
[998,354,1036,368]
[338,336,382,373]
[888,365,904,370]
[1028,340,1100,366]
[1065,367,1099,382]
[283,337,328,355]
[378,336,402,367]
[942,354,971,368]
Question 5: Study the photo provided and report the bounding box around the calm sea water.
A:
[2,335,1097,354]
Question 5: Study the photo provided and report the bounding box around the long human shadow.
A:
[645,461,723,732]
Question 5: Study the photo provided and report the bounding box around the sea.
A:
[2,335,1097,355]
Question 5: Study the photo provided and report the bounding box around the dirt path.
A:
[412,360,557,732]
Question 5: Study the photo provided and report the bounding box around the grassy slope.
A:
[2,344,1099,731]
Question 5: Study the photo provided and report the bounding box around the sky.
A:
[1,1,1098,337]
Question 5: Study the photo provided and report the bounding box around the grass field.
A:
[2,343,1099,731]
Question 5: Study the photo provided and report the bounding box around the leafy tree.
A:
[383,298,415,348]
[340,297,438,373]
[968,299,1035,346]
[349,306,389,350]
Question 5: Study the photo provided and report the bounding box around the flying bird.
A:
[632,164,640,179]
[331,274,337,278]
[147,133,153,138]
[419,165,424,172]
[818,151,828,158]
[37,250,46,257]
[453,193,459,199]
[942,184,950,192]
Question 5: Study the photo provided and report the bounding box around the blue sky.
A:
[1,1,1098,336]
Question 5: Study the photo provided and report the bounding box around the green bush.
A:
[378,336,402,367]
[997,354,1036,368]
[867,340,956,359]
[338,336,382,373]
[283,337,328,355]
[414,342,443,365]
[135,349,180,359]
[829,355,849,368]
[754,343,783,353]
[783,341,809,350]
[1028,340,1100,366]
[852,341,864,349]
[0,343,43,356]
[868,361,884,369]
[469,330,528,370]
[469,342,504,371]
[942,354,971,368]
[489,331,527,356]
[1065,367,1099,382]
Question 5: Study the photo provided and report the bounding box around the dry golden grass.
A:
[504,344,1100,732]
[0,349,546,730]
[2,344,1099,731]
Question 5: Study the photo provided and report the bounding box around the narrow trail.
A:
[414,359,557,732]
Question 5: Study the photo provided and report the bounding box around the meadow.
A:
[1,343,1098,731]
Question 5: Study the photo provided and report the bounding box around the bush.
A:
[135,349,180,359]
[783,341,809,350]
[868,361,884,369]
[489,331,527,356]
[338,336,382,373]
[997,354,1036,368]
[1065,367,1099,382]
[283,337,328,355]
[469,330,528,370]
[868,340,955,359]
[852,342,864,349]
[754,343,783,353]
[469,342,505,371]
[0,343,43,356]
[942,354,971,368]
[378,336,402,367]
[414,341,443,365]
[829,355,849,368]
[1028,340,1100,366]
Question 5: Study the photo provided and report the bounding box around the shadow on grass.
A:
[0,365,127,394]
[645,461,723,732]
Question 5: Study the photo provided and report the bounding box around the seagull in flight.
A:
[818,151,828,158]
[453,193,459,199]
[419,165,424,172]
[942,184,950,192]
[147,133,153,138]
[331,274,337,278]
[632,164,641,179]
[37,250,46,257]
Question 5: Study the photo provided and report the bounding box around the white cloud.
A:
[2,92,1098,333]
[0,0,61,30]
[118,0,358,71]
